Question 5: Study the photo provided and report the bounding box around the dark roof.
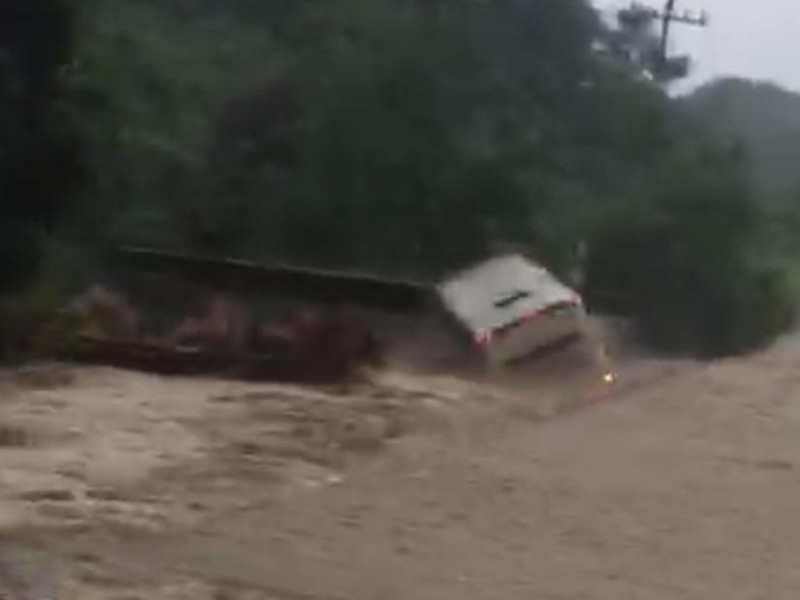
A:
[115,247,432,311]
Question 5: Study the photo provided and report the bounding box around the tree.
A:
[201,0,602,274]
[585,141,793,355]
[0,1,83,292]
[58,0,794,355]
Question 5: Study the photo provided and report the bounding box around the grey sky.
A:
[594,0,800,93]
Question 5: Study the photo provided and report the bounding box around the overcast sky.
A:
[593,0,800,94]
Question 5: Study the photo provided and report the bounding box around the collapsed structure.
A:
[59,249,590,382]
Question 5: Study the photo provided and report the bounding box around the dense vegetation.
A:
[683,78,800,261]
[0,2,83,292]
[3,0,799,356]
[684,78,800,201]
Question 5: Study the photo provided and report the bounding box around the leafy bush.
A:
[635,261,796,356]
[584,141,798,356]
[0,239,83,361]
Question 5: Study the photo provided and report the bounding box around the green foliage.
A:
[62,0,281,251]
[585,142,797,355]
[46,0,798,357]
[0,238,75,360]
[0,1,84,293]
[185,0,604,275]
[683,78,800,200]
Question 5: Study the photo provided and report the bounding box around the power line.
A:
[615,1,708,82]
[658,0,707,66]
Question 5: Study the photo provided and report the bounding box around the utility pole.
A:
[658,0,707,71]
[616,1,708,82]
